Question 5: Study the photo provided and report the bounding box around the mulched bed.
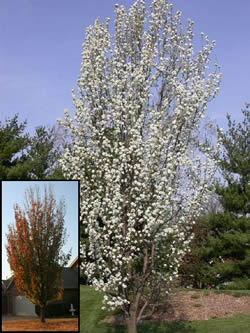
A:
[103,290,250,325]
[155,290,250,322]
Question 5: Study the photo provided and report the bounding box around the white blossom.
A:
[58,0,221,328]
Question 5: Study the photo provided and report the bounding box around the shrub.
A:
[219,278,250,290]
[203,290,210,296]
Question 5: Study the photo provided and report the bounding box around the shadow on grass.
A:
[138,321,196,333]
[97,321,196,333]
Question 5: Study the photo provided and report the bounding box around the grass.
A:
[80,285,250,333]
[184,288,250,298]
[213,289,250,297]
[138,315,250,333]
[80,285,121,333]
[2,318,78,331]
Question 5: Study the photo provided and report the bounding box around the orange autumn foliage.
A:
[5,185,71,321]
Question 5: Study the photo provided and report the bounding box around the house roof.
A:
[2,278,12,290]
[2,281,6,290]
[2,257,79,291]
[69,257,78,268]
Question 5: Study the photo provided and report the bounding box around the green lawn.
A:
[184,288,250,298]
[80,285,250,333]
[213,289,250,297]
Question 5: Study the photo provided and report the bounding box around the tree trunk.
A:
[127,306,137,333]
[127,316,137,333]
[40,306,46,323]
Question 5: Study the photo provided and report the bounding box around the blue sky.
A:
[2,181,79,279]
[0,0,249,134]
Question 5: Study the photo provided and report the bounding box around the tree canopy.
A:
[59,1,221,332]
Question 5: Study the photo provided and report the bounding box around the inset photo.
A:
[2,180,79,332]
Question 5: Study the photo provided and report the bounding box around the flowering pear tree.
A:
[6,185,71,323]
[59,0,221,331]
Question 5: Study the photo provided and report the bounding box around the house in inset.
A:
[2,257,79,316]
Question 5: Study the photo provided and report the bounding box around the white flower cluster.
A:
[58,0,221,314]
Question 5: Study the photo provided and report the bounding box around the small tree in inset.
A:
[6,185,71,323]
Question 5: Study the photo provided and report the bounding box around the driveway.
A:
[2,315,38,321]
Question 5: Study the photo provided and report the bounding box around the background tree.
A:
[26,125,65,179]
[180,105,250,289]
[6,185,71,323]
[0,114,30,179]
[59,0,221,332]
[0,114,64,180]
